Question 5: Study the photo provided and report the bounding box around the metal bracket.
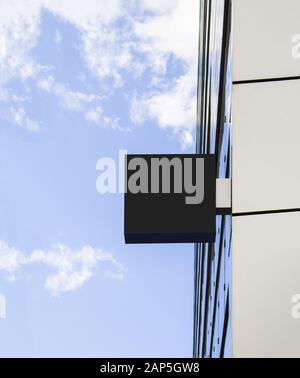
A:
[216,179,231,215]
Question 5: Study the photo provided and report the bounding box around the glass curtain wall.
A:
[193,0,232,358]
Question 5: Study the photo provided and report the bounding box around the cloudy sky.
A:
[0,0,199,357]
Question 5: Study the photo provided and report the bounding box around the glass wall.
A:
[193,0,232,358]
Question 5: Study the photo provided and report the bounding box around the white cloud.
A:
[0,0,42,85]
[11,94,29,103]
[43,0,131,87]
[0,241,126,297]
[10,106,40,132]
[43,0,124,27]
[139,0,175,14]
[37,75,100,111]
[55,0,199,147]
[37,75,123,129]
[130,69,197,149]
[54,29,62,46]
[0,241,25,281]
[85,106,121,130]
[85,106,103,123]
[0,0,199,147]
[134,0,198,69]
[0,1,43,133]
[129,0,199,148]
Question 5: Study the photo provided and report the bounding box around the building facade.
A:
[193,0,232,358]
[194,0,300,358]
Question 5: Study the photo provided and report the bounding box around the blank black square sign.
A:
[124,154,216,244]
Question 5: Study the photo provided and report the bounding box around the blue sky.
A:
[0,0,199,357]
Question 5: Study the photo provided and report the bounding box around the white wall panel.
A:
[233,0,300,81]
[232,79,300,214]
[233,212,300,358]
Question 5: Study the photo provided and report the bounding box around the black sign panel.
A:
[124,154,216,244]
